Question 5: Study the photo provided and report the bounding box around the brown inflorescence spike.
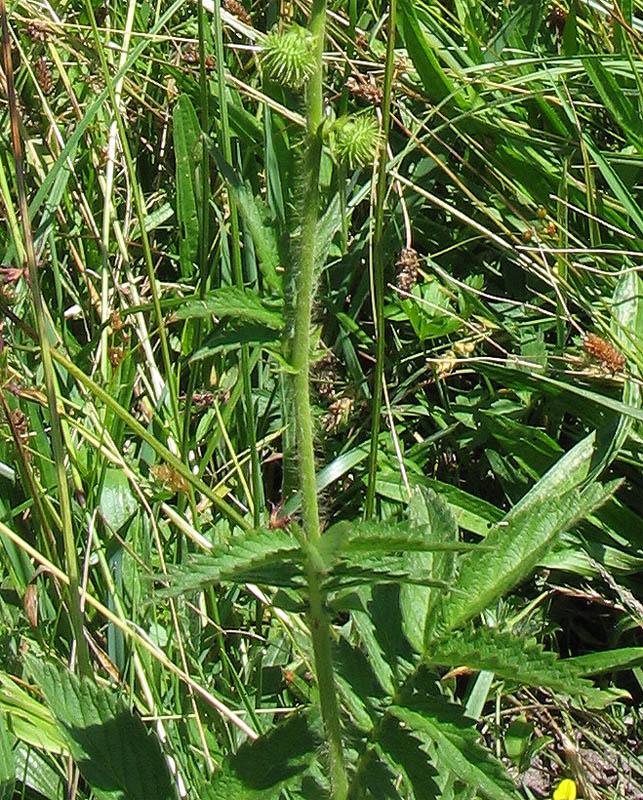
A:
[582,333,626,373]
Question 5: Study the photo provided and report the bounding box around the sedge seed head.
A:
[260,25,315,89]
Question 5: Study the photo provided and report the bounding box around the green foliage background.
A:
[0,0,642,797]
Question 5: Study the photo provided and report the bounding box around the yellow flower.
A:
[553,779,578,800]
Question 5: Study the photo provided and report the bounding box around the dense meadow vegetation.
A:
[0,0,642,797]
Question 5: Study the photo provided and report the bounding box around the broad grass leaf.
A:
[172,287,284,329]
[564,647,643,676]
[583,57,643,152]
[173,95,200,278]
[376,471,503,536]
[14,743,63,800]
[397,0,459,107]
[162,528,304,595]
[427,629,593,696]
[26,657,176,800]
[0,714,14,800]
[208,143,282,292]
[99,469,137,531]
[0,672,65,754]
[388,700,519,799]
[586,271,643,479]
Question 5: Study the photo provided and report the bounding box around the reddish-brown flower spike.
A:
[582,333,626,372]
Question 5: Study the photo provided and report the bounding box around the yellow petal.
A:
[553,779,577,800]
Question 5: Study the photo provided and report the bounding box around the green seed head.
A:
[329,114,381,167]
[260,24,315,89]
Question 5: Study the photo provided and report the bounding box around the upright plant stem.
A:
[365,0,397,520]
[286,1,348,796]
[1,1,90,675]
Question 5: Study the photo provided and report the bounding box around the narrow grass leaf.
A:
[564,647,643,676]
[0,714,14,800]
[583,57,643,151]
[173,95,200,278]
[397,0,458,106]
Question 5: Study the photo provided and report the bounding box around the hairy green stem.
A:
[365,0,397,520]
[284,1,349,795]
[1,0,90,675]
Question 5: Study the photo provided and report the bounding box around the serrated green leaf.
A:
[352,585,418,697]
[162,528,304,595]
[324,555,452,591]
[208,712,322,798]
[334,635,386,731]
[173,287,284,329]
[191,321,281,360]
[377,714,441,799]
[204,766,268,800]
[318,517,477,569]
[388,700,519,799]
[427,629,593,696]
[26,657,176,800]
[430,481,615,637]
